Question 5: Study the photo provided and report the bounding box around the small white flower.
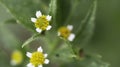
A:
[26,46,49,67]
[58,25,75,41]
[10,50,23,66]
[31,10,52,33]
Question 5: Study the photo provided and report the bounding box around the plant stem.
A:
[65,40,77,59]
[22,33,40,48]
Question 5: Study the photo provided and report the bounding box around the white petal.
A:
[37,46,43,52]
[11,60,16,66]
[26,52,32,58]
[38,65,43,67]
[57,32,61,36]
[27,63,35,67]
[36,11,42,18]
[67,25,73,31]
[46,15,52,21]
[44,59,49,64]
[31,18,37,23]
[68,33,75,41]
[44,54,48,58]
[46,25,52,30]
[36,28,42,33]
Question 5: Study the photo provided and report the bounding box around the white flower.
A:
[10,50,23,66]
[31,10,52,33]
[26,46,49,67]
[58,25,75,41]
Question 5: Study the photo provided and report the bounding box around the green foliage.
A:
[49,0,71,29]
[73,0,97,48]
[0,0,112,67]
[61,56,110,67]
[0,0,48,32]
[4,19,17,24]
[49,0,97,48]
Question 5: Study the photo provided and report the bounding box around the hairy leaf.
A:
[0,0,47,32]
[61,54,110,67]
[72,0,97,48]
[49,0,71,28]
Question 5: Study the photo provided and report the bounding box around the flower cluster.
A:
[31,10,76,41]
[25,10,76,67]
[10,10,76,67]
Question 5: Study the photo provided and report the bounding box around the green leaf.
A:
[72,0,97,48]
[49,0,57,26]
[82,54,110,67]
[61,54,110,67]
[4,18,17,24]
[22,33,40,48]
[49,0,71,28]
[52,43,74,63]
[0,0,48,32]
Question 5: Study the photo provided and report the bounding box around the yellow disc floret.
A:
[11,50,23,65]
[30,52,45,66]
[35,15,49,30]
[58,26,71,39]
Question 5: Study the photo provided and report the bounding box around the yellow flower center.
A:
[58,26,71,39]
[30,52,45,66]
[35,15,49,30]
[11,50,23,64]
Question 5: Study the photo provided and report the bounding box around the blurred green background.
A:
[0,0,120,67]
